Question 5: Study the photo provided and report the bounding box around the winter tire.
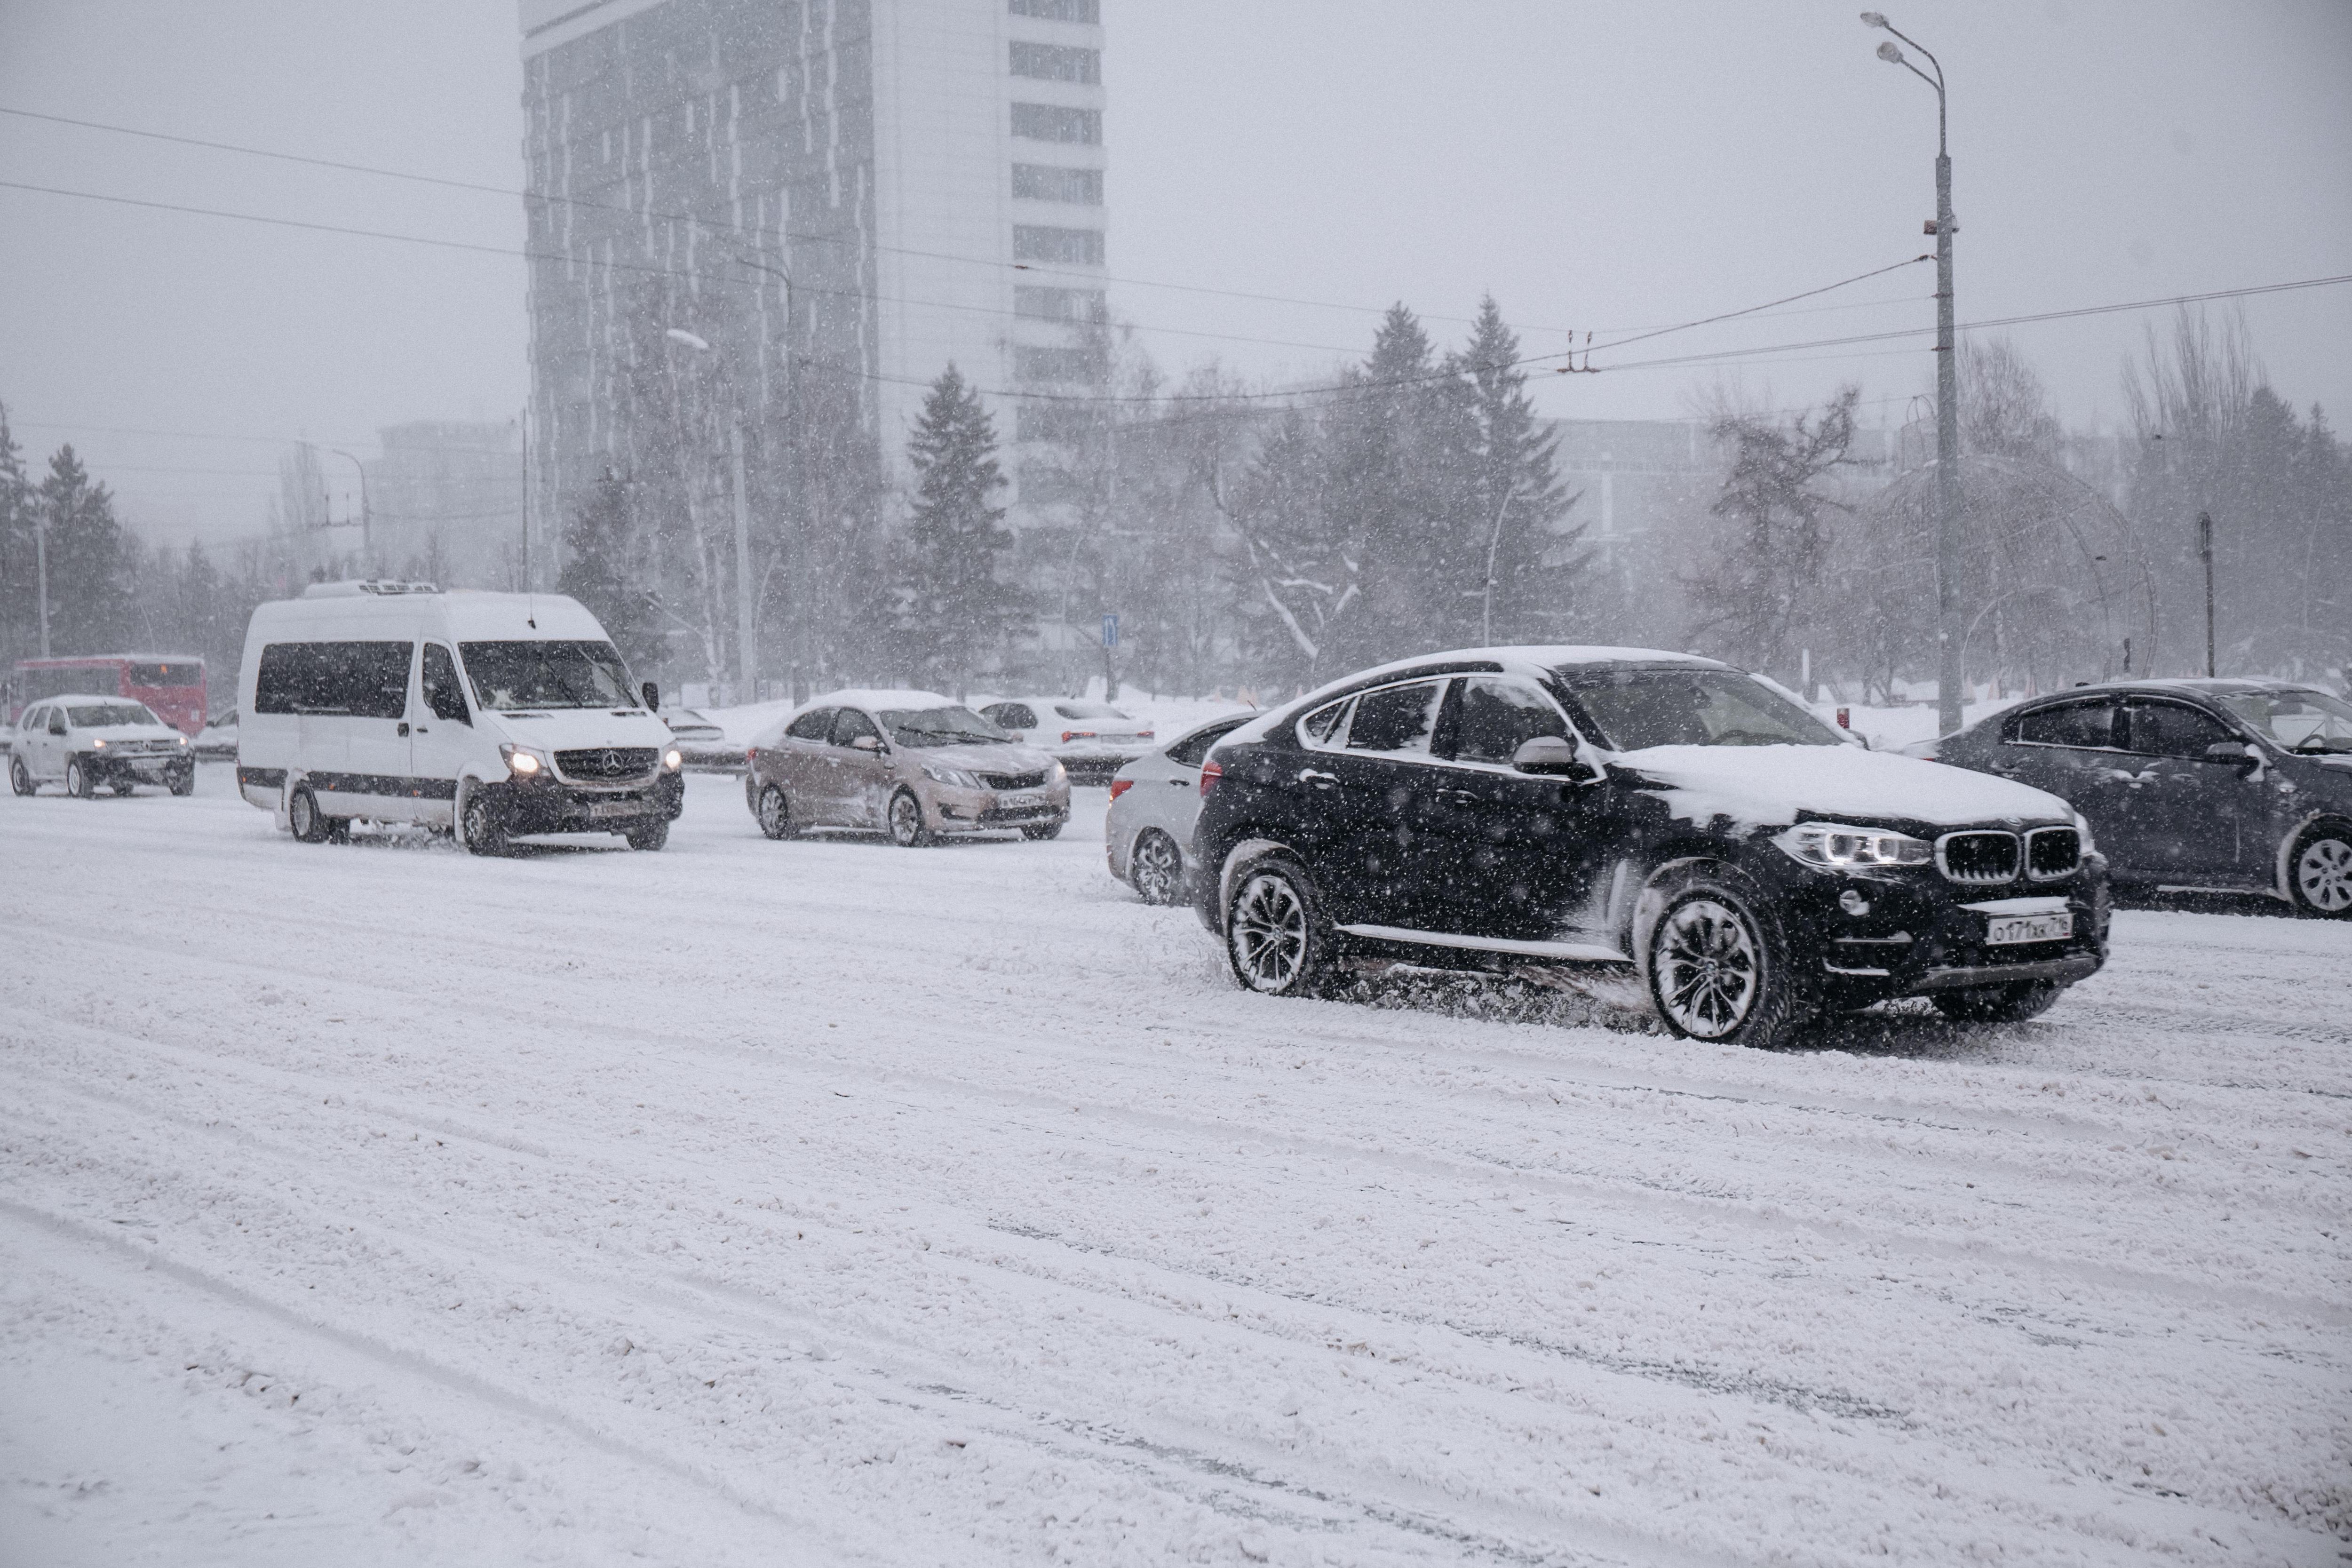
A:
[1641,868,1805,1049]
[1223,850,1333,999]
[1931,979,2066,1023]
[625,820,669,852]
[9,756,34,796]
[66,757,96,800]
[460,788,509,857]
[2288,820,2352,918]
[288,785,331,844]
[755,784,795,841]
[1021,822,1063,841]
[886,788,930,848]
[168,768,195,796]
[1129,828,1183,904]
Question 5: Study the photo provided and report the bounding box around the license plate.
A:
[1986,911,2072,946]
[587,800,639,820]
[999,790,1043,809]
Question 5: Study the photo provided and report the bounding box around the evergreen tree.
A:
[894,366,1022,699]
[0,404,35,665]
[40,444,135,653]
[558,467,659,677]
[1453,296,1585,645]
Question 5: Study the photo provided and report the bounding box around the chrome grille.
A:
[980,770,1047,790]
[2026,826,2081,881]
[1938,830,2020,885]
[557,746,659,781]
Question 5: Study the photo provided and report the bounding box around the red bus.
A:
[7,655,209,736]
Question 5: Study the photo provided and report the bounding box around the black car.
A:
[1191,647,2111,1047]
[1911,679,2352,916]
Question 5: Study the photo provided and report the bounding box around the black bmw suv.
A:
[1192,647,2111,1047]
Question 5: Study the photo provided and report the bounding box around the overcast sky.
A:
[2,0,2346,548]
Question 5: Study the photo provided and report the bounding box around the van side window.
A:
[421,644,470,724]
[255,642,414,719]
[785,707,834,741]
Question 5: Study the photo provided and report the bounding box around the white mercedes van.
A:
[235,582,684,853]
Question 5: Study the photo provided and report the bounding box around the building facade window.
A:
[1009,41,1099,83]
[1009,0,1099,20]
[1014,286,1107,322]
[1010,103,1100,144]
[1011,164,1103,204]
[1012,225,1104,266]
[1015,345,1104,384]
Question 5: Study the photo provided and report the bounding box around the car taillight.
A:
[1138,731,1154,739]
[1199,758,1223,797]
[745,746,758,763]
[1108,779,1132,800]
[1064,730,1095,742]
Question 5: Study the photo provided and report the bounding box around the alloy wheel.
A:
[1131,832,1180,903]
[1653,897,1762,1039]
[888,790,925,847]
[757,785,791,840]
[1230,871,1309,991]
[2296,834,2352,913]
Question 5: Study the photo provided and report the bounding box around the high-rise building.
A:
[517,0,1107,607]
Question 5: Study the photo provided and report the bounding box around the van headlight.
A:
[922,762,982,789]
[662,747,683,772]
[1773,820,1932,870]
[501,742,550,778]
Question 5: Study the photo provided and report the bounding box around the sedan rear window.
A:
[1053,701,1128,720]
[1556,667,1839,750]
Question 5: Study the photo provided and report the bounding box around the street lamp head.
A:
[664,327,713,353]
[1876,40,1906,64]
[1860,10,1889,26]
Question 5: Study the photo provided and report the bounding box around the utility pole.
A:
[1864,13,1962,736]
[2197,510,2216,677]
[730,421,757,700]
[33,506,49,658]
[328,449,371,573]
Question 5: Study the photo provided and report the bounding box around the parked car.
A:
[661,707,745,771]
[1190,646,2110,1046]
[977,697,1154,784]
[744,689,1070,846]
[195,708,239,760]
[1105,711,1256,903]
[1907,678,2352,916]
[9,695,194,797]
[236,581,683,853]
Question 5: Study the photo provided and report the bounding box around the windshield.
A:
[459,641,637,711]
[1555,666,1842,750]
[69,702,161,729]
[878,706,1011,748]
[2216,688,2352,755]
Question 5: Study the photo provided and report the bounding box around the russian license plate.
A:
[1986,911,2072,946]
[587,800,639,820]
[999,790,1044,809]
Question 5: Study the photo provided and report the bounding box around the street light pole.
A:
[328,448,371,573]
[666,327,759,702]
[32,506,49,658]
[1863,12,1963,737]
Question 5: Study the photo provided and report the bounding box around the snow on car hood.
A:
[1615,743,2073,830]
[485,710,676,751]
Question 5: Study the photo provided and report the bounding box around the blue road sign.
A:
[1102,613,1119,649]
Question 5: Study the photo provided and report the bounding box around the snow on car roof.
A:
[800,688,961,713]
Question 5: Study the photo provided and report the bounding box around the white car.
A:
[978,696,1156,783]
[9,695,195,798]
[1104,711,1255,903]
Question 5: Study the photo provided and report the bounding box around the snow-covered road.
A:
[2,767,2345,1567]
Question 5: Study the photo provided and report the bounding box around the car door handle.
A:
[1168,777,1188,787]
[414,726,428,734]
[1439,788,1483,807]
[1296,767,1338,788]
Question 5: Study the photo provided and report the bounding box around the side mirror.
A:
[851,734,882,753]
[2203,740,2260,769]
[641,681,660,712]
[1511,735,1595,780]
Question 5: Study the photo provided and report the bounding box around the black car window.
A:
[421,644,470,724]
[829,708,882,748]
[1297,697,1351,749]
[1167,716,1248,768]
[2010,698,2120,749]
[988,702,1038,731]
[2216,688,2352,755]
[785,707,834,741]
[1345,681,1445,756]
[1449,677,1571,765]
[2126,700,2233,760]
[255,641,413,719]
[48,708,67,736]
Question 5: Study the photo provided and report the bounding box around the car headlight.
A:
[1772,820,1932,870]
[922,762,982,789]
[500,742,549,778]
[91,738,106,748]
[662,747,683,772]
[1048,759,1066,783]
[177,735,189,746]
